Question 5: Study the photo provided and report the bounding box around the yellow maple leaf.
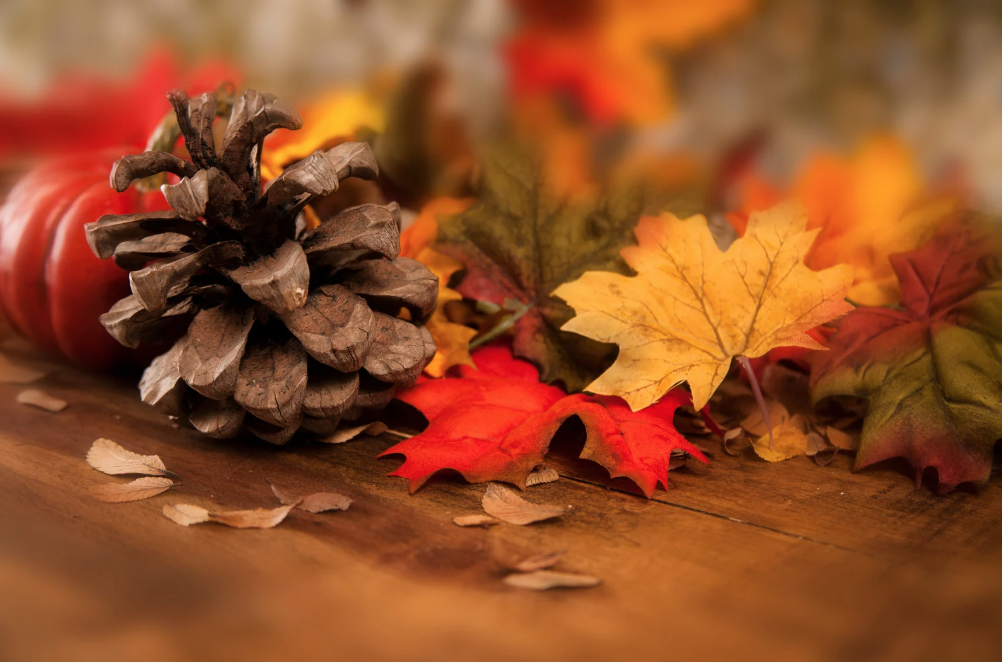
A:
[552,202,853,411]
[400,197,477,377]
[260,89,385,182]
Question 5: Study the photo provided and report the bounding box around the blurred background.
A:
[2,0,1001,209]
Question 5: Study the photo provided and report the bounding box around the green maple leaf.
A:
[435,146,695,391]
[810,223,1002,493]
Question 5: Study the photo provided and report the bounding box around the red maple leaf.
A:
[381,344,707,497]
[810,221,1002,492]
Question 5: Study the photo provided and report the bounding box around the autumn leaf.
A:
[313,422,388,445]
[481,483,567,525]
[435,147,655,391]
[91,477,174,503]
[526,466,560,486]
[268,481,352,513]
[810,223,1002,492]
[453,514,499,528]
[503,570,601,590]
[399,197,478,376]
[740,402,810,462]
[381,344,706,497]
[0,350,50,385]
[86,438,175,478]
[553,202,854,412]
[16,389,67,412]
[729,137,961,307]
[163,503,295,529]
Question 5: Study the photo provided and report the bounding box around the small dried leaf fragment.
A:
[0,352,49,384]
[162,503,295,529]
[825,426,859,452]
[315,421,387,444]
[452,514,499,528]
[481,483,567,525]
[91,477,174,503]
[162,503,211,526]
[503,570,601,591]
[86,439,174,477]
[269,482,352,513]
[16,389,67,412]
[525,466,560,486]
[750,412,810,463]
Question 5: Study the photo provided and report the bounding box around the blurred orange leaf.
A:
[400,197,477,377]
[260,89,384,182]
[728,136,961,306]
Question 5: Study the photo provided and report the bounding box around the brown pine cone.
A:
[85,88,436,443]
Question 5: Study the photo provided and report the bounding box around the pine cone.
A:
[85,88,437,443]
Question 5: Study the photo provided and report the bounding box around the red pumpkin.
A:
[0,151,170,369]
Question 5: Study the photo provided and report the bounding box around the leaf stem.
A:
[736,356,773,450]
[469,300,532,350]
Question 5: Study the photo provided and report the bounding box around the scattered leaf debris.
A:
[503,570,602,591]
[481,483,568,525]
[90,477,174,503]
[16,389,67,412]
[315,421,388,444]
[0,352,50,384]
[526,466,559,486]
[269,481,352,513]
[86,438,175,477]
[452,514,498,528]
[163,503,295,529]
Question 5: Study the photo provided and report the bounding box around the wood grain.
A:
[0,344,1000,661]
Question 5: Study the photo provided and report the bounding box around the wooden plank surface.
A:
[1,342,1001,662]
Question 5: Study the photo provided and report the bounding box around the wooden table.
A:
[1,342,1001,662]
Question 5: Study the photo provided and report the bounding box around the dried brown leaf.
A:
[525,466,559,486]
[315,421,387,444]
[162,503,210,526]
[452,514,499,528]
[86,439,174,477]
[825,426,860,452]
[0,352,50,384]
[90,477,174,503]
[16,389,67,412]
[269,481,352,513]
[481,483,568,525]
[722,427,747,456]
[805,431,827,457]
[503,570,601,590]
[162,502,295,529]
[298,493,353,513]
